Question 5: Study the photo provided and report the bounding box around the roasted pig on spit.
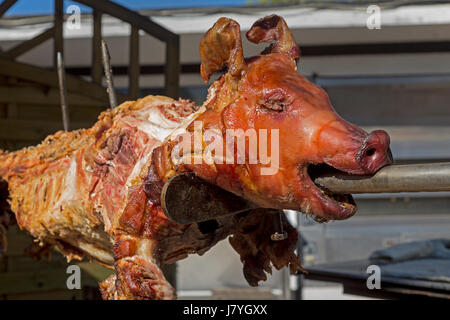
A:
[0,15,392,300]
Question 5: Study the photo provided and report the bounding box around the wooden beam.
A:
[4,288,85,300]
[101,40,118,108]
[6,103,18,119]
[6,78,18,119]
[0,118,93,141]
[65,63,200,76]
[74,0,177,42]
[54,0,64,68]
[129,26,140,99]
[0,269,98,295]
[1,226,30,257]
[3,27,55,60]
[0,58,128,103]
[92,9,103,84]
[0,0,17,18]
[9,104,104,123]
[165,37,180,99]
[0,86,107,106]
[57,52,70,131]
[0,140,29,151]
[7,252,67,272]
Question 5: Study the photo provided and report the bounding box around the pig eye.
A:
[258,89,292,112]
[258,99,286,112]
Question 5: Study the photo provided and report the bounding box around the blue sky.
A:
[6,0,249,16]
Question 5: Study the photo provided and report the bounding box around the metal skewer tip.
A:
[56,52,70,131]
[314,162,450,194]
[101,40,117,109]
[271,211,288,241]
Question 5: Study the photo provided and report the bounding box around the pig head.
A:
[153,15,393,222]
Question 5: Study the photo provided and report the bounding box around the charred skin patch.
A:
[197,219,220,234]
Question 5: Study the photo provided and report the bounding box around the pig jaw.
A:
[289,120,393,221]
[170,82,393,222]
[295,165,357,221]
[169,15,394,223]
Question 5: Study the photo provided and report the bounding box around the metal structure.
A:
[73,0,180,99]
[101,40,117,109]
[0,0,180,151]
[56,52,70,131]
[0,0,180,105]
[315,162,450,194]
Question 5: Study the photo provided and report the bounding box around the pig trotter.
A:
[100,256,175,300]
[100,234,176,300]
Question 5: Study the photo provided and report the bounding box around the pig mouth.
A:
[304,163,357,221]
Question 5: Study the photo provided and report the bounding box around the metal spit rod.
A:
[314,162,450,194]
[162,163,450,225]
[101,40,117,109]
[56,52,70,131]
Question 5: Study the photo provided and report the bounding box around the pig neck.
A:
[144,75,241,203]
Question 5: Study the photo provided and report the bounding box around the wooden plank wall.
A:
[0,226,109,299]
[0,74,107,151]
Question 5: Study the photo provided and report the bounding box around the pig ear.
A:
[246,15,299,61]
[200,17,246,83]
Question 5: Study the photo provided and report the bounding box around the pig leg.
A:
[99,234,175,300]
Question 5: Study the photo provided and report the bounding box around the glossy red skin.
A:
[178,53,392,221]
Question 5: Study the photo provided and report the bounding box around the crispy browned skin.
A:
[0,15,392,300]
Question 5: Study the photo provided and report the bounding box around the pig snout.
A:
[356,130,393,174]
[317,120,393,175]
